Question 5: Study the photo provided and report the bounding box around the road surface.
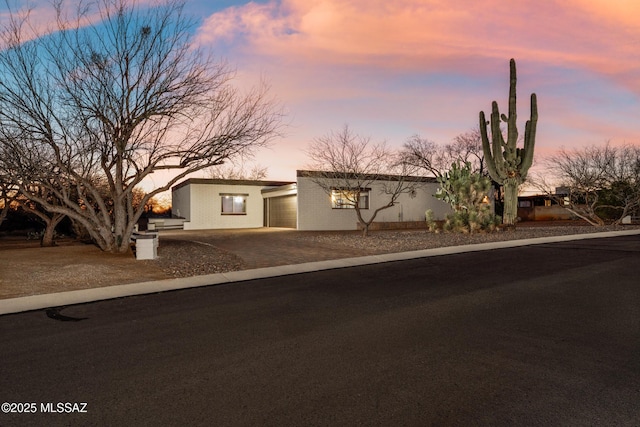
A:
[1,235,639,426]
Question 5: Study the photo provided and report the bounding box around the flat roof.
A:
[172,178,295,191]
[296,170,437,183]
[261,183,297,194]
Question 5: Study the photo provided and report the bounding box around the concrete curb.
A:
[2,229,639,316]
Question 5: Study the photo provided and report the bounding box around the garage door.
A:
[267,195,297,228]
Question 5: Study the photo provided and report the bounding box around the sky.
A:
[3,0,640,187]
[192,0,640,183]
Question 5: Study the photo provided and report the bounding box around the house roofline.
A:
[296,169,437,183]
[172,178,295,192]
[261,183,297,194]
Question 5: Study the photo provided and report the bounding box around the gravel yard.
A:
[1,223,638,299]
[297,226,593,253]
[158,224,637,277]
[155,239,246,277]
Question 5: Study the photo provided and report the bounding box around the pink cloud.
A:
[197,0,640,94]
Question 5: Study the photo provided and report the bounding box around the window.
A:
[331,189,369,209]
[221,194,247,215]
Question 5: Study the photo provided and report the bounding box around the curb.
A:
[2,229,639,316]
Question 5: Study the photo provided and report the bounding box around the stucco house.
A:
[171,178,294,230]
[171,170,451,231]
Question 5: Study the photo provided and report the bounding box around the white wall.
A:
[171,184,190,220]
[296,176,451,231]
[172,176,453,231]
[181,183,266,230]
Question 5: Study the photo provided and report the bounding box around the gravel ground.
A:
[155,239,246,277]
[1,223,638,299]
[296,225,627,252]
[156,224,638,278]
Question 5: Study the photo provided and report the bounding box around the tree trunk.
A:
[40,213,65,247]
[97,232,133,254]
[113,200,140,254]
[41,226,56,247]
[355,206,371,237]
[502,178,520,226]
[0,203,9,228]
[67,204,136,254]
[563,207,605,226]
[361,223,369,237]
[110,226,134,255]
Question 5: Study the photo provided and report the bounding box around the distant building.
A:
[517,192,574,221]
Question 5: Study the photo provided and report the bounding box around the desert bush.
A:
[433,162,500,233]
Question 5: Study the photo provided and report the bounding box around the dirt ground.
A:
[1,222,637,300]
[0,238,169,299]
[0,227,380,299]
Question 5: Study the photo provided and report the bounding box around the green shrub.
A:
[433,161,500,233]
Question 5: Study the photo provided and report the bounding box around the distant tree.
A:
[0,177,15,229]
[146,193,172,216]
[401,135,450,177]
[448,128,487,176]
[1,145,63,239]
[15,186,66,247]
[208,161,269,180]
[0,0,282,253]
[401,128,486,178]
[307,125,420,237]
[538,142,640,226]
[131,187,171,216]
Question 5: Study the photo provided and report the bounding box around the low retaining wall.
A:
[358,221,428,231]
[518,206,575,221]
[147,218,186,230]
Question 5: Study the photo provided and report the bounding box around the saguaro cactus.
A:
[479,58,538,226]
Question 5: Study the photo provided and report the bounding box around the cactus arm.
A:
[519,93,538,177]
[506,58,519,149]
[490,101,509,180]
[479,111,500,182]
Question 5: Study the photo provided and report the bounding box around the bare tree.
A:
[307,125,420,237]
[0,179,15,228]
[0,158,16,228]
[0,0,283,253]
[15,188,66,247]
[208,160,269,180]
[401,135,449,177]
[448,128,486,176]
[535,142,640,226]
[401,128,486,178]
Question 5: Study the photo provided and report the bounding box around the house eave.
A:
[296,169,437,183]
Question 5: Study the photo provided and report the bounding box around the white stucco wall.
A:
[172,175,454,231]
[178,183,266,230]
[171,184,190,220]
[296,176,451,231]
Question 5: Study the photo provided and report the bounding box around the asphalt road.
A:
[1,235,639,426]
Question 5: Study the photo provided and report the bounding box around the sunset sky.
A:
[191,0,640,182]
[3,0,640,186]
